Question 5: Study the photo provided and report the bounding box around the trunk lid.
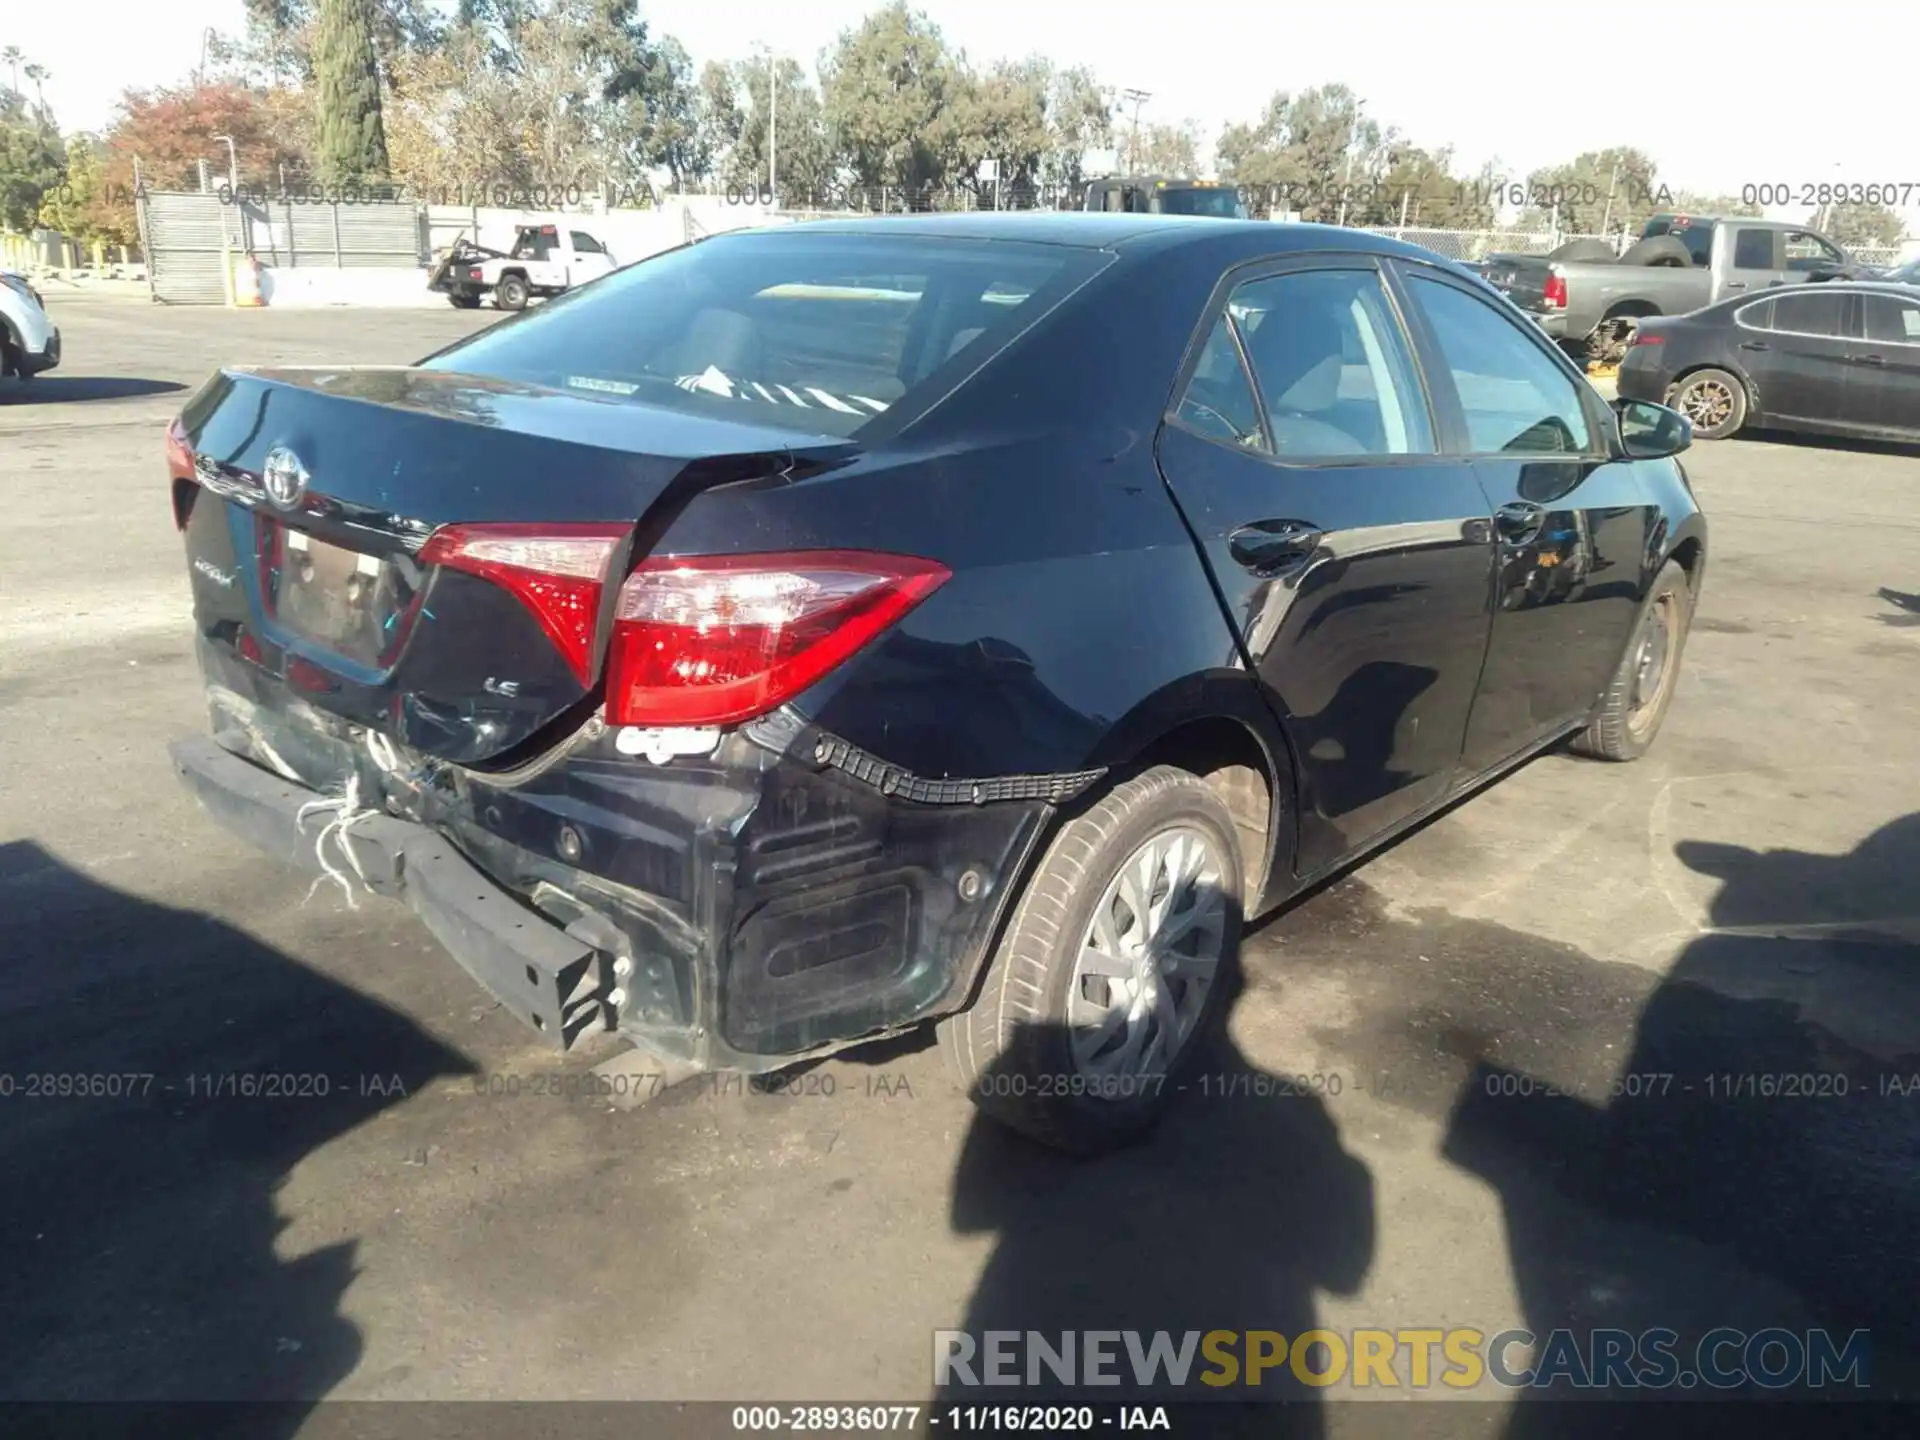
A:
[174,366,856,766]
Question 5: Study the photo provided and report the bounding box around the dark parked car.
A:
[165,215,1706,1153]
[1618,281,1920,442]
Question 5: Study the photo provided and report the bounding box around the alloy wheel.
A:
[1068,826,1229,1080]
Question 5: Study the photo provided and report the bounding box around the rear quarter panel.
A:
[650,240,1272,783]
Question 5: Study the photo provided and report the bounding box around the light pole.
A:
[1121,88,1151,173]
[753,45,778,207]
[1336,102,1366,227]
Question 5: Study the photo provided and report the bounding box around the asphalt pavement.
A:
[3,292,1918,1425]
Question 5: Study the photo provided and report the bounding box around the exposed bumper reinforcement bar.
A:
[169,735,614,1050]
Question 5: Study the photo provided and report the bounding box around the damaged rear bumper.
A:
[171,735,617,1048]
[171,680,1095,1074]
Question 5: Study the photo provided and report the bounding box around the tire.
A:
[1619,235,1694,268]
[937,765,1244,1154]
[1666,367,1747,440]
[1547,238,1617,264]
[1572,559,1695,762]
[494,273,529,311]
[448,292,481,309]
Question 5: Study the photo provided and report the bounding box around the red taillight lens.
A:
[166,419,197,530]
[1542,271,1569,309]
[165,418,194,477]
[1630,330,1666,347]
[606,551,950,728]
[418,522,631,685]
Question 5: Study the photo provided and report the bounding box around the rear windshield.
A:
[424,232,1109,436]
[1153,188,1245,219]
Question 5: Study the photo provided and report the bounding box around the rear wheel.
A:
[495,273,529,311]
[937,766,1243,1154]
[448,292,482,309]
[1667,367,1747,440]
[1572,559,1694,762]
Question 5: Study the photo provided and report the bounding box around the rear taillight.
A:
[165,418,194,478]
[605,551,950,728]
[1630,331,1666,347]
[418,523,631,685]
[1542,270,1569,309]
[166,419,197,529]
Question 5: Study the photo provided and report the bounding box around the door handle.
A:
[1724,282,1747,291]
[1739,340,1770,352]
[1857,354,1887,367]
[1767,279,1786,287]
[1228,520,1322,574]
[1493,502,1545,544]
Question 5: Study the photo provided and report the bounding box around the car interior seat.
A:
[1242,303,1368,455]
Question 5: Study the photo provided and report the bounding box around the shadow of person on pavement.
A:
[1441,814,1920,1431]
[938,959,1376,1436]
[0,840,475,1436]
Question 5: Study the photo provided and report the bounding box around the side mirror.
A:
[1614,398,1692,459]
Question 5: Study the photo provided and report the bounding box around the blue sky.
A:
[10,0,1916,228]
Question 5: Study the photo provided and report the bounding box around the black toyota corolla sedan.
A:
[166,215,1706,1152]
[1618,280,1920,442]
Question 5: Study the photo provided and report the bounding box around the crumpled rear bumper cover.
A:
[170,735,616,1049]
[169,704,1074,1072]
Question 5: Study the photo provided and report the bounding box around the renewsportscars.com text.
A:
[934,1327,1871,1391]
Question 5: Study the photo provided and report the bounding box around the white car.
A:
[1,270,60,383]
[428,224,618,311]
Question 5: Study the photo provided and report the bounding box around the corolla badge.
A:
[261,446,309,508]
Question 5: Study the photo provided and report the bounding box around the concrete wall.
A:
[258,265,443,308]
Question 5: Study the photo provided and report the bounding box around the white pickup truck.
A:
[428,223,617,311]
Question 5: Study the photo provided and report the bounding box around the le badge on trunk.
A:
[262,446,310,509]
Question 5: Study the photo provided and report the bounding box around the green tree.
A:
[943,57,1052,198]
[1518,147,1667,234]
[819,2,961,192]
[0,86,64,231]
[693,60,743,183]
[1215,85,1386,223]
[1823,200,1904,249]
[611,35,707,189]
[1667,190,1761,218]
[1039,66,1110,193]
[1134,121,1200,177]
[721,55,833,202]
[1368,145,1496,228]
[313,0,391,183]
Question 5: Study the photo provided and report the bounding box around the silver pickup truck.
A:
[1483,214,1870,364]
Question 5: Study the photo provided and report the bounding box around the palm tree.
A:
[24,62,48,111]
[2,46,23,98]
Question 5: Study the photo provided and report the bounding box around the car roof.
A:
[735,212,1434,259]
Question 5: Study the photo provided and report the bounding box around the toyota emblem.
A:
[261,446,309,509]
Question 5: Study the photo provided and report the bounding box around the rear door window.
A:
[1228,269,1431,457]
[426,234,1109,436]
[1862,293,1920,344]
[1769,290,1846,336]
[1732,229,1777,269]
[1406,273,1594,455]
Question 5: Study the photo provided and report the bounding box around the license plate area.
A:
[262,520,425,668]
